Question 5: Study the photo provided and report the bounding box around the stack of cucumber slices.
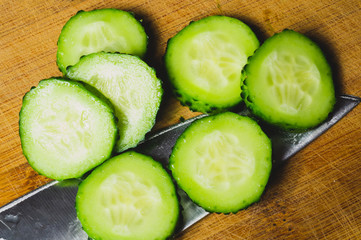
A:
[19,8,336,240]
[20,9,168,240]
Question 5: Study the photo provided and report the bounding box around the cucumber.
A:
[66,52,162,153]
[57,8,147,74]
[19,78,118,180]
[243,30,336,129]
[169,112,272,213]
[165,15,259,113]
[76,151,179,240]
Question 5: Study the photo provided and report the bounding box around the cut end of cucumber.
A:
[170,112,272,213]
[67,52,163,153]
[244,30,336,129]
[57,8,148,74]
[264,50,320,114]
[187,31,247,92]
[19,78,118,180]
[165,15,259,113]
[99,172,162,235]
[194,130,255,191]
[78,21,128,56]
[76,151,179,240]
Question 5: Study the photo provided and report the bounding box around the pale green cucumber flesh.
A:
[57,8,147,74]
[66,52,162,153]
[243,29,336,129]
[169,112,272,213]
[165,15,259,113]
[19,78,118,180]
[76,151,179,240]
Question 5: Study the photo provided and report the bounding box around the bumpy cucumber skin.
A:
[66,52,163,153]
[165,16,259,114]
[19,78,118,180]
[242,29,336,130]
[172,86,232,114]
[169,112,272,213]
[76,151,179,240]
[57,8,148,74]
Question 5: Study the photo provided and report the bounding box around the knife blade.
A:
[0,94,359,240]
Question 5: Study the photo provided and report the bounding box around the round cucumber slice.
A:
[57,8,147,74]
[165,15,259,113]
[243,30,336,129]
[169,112,272,213]
[66,52,162,153]
[76,151,179,240]
[19,78,118,180]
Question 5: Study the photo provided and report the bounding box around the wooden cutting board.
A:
[1,0,360,239]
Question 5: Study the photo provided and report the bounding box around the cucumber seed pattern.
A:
[264,51,320,114]
[80,22,126,58]
[82,58,161,151]
[188,32,246,91]
[99,172,161,235]
[34,100,93,160]
[89,69,145,125]
[194,130,255,190]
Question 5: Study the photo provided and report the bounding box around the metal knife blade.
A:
[0,94,359,240]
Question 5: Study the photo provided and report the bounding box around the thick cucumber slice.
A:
[19,78,118,180]
[169,112,272,213]
[165,16,259,113]
[57,8,147,74]
[66,52,162,153]
[243,30,336,129]
[76,151,179,240]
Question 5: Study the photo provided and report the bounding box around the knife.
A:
[0,94,359,240]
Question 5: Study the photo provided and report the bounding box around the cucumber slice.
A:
[165,15,259,113]
[66,52,162,153]
[19,78,118,180]
[169,112,272,213]
[243,30,336,129]
[57,8,147,74]
[76,151,179,240]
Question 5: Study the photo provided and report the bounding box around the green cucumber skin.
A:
[169,112,272,213]
[57,8,148,74]
[19,78,118,180]
[172,88,232,114]
[172,69,249,114]
[76,151,179,240]
[243,29,336,130]
[165,16,259,114]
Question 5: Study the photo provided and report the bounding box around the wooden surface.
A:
[1,0,361,239]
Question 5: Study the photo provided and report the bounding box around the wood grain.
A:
[1,0,360,239]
